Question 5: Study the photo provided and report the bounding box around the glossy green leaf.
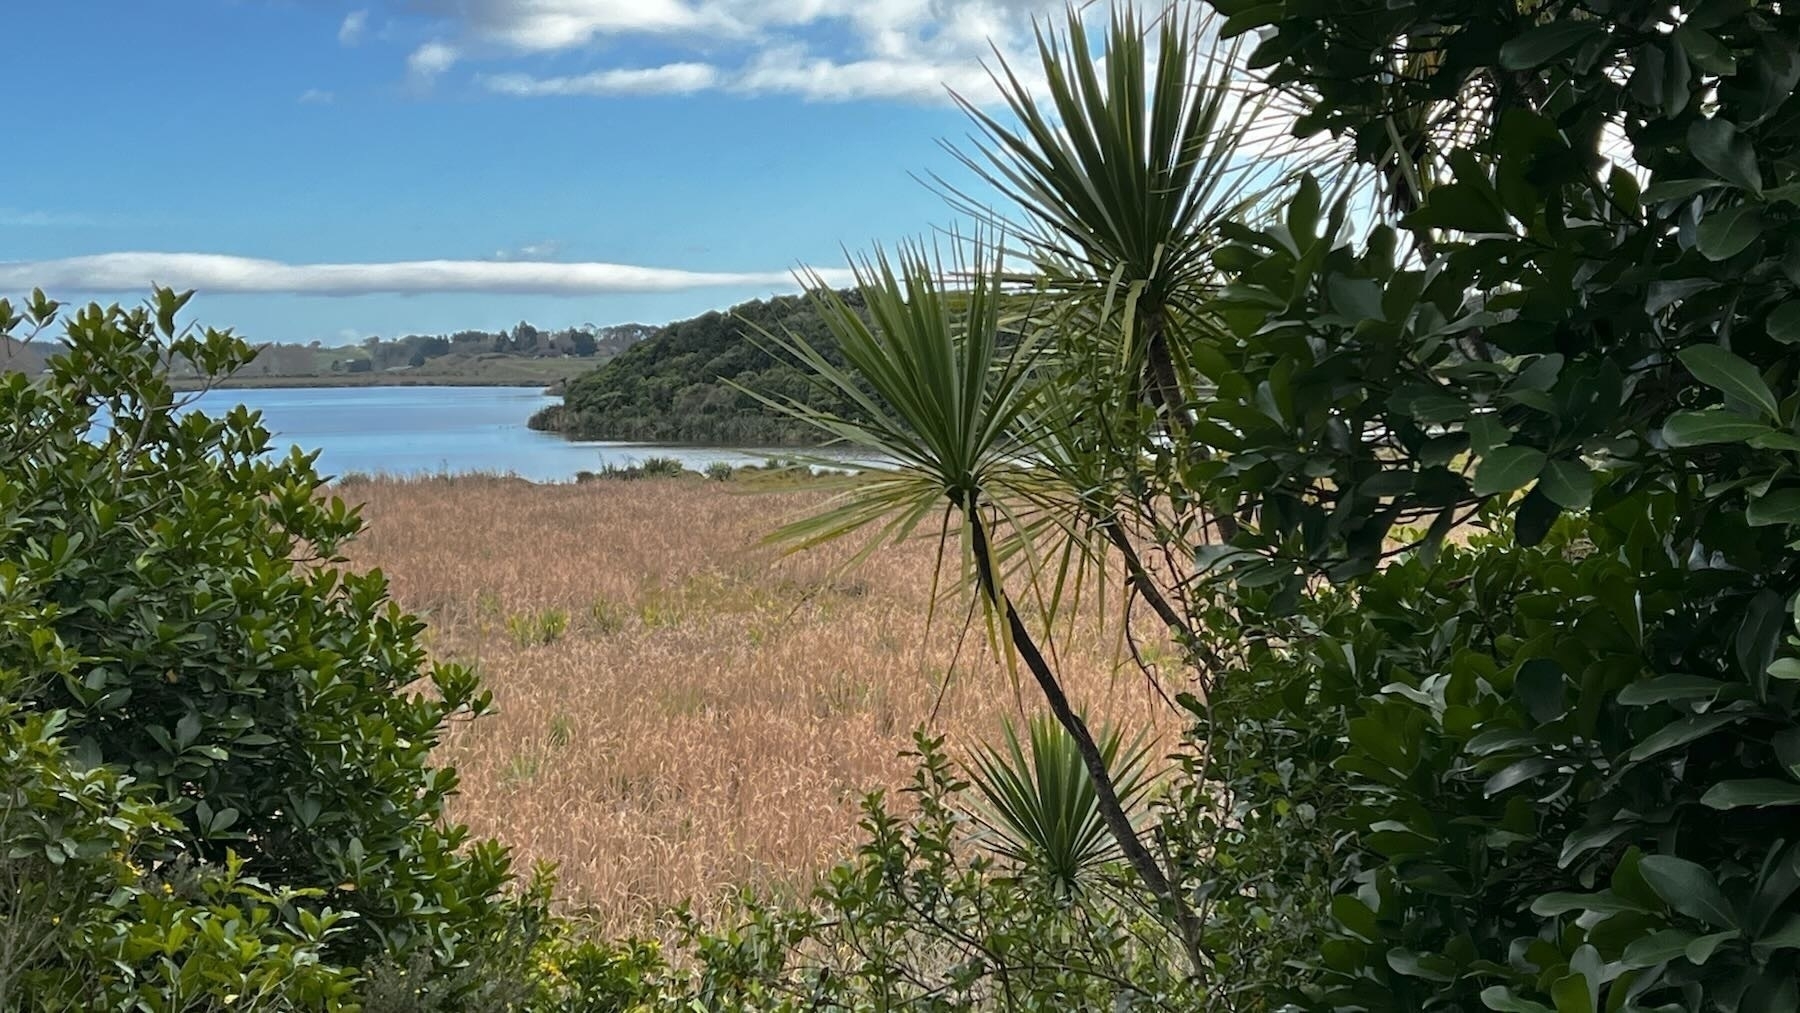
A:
[1768,303,1800,344]
[1474,446,1547,496]
[1696,204,1765,261]
[1748,489,1800,527]
[1700,779,1800,810]
[1641,178,1726,203]
[1622,929,1697,968]
[1481,987,1555,1013]
[1685,930,1740,965]
[1679,345,1779,417]
[1616,674,1732,706]
[1757,915,1800,951]
[1550,972,1595,1013]
[1628,711,1742,762]
[1538,459,1594,510]
[1662,409,1775,447]
[1640,855,1737,928]
[1499,21,1605,70]
[1387,948,1455,982]
[1688,117,1763,192]
[1531,891,1652,916]
[1331,895,1379,941]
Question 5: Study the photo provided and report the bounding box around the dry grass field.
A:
[338,474,1180,937]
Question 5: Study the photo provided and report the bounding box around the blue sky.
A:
[0,0,1058,343]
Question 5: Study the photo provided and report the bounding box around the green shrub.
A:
[637,456,686,479]
[578,457,688,482]
[0,684,358,1010]
[0,289,531,1005]
[1176,0,1800,1006]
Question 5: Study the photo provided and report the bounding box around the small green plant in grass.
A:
[547,715,572,750]
[475,589,504,619]
[638,592,680,629]
[588,597,627,635]
[505,609,569,647]
[704,461,735,482]
[501,750,540,786]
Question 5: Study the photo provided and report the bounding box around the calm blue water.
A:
[188,386,805,483]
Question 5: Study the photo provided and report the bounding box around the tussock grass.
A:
[341,475,1176,936]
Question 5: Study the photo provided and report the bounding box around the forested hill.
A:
[529,291,867,446]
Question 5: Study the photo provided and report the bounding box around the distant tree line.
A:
[320,320,658,376]
[172,321,659,378]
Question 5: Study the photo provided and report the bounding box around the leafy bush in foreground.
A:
[0,290,541,1008]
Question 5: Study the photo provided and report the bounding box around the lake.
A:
[187,386,807,483]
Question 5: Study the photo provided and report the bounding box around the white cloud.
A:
[0,252,850,296]
[735,47,1000,103]
[441,0,718,49]
[298,88,336,104]
[493,240,566,259]
[480,62,719,96]
[407,41,461,87]
[393,0,1066,105]
[339,9,369,45]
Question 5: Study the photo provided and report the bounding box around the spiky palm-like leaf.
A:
[968,715,1156,898]
[742,238,1068,570]
[944,5,1289,383]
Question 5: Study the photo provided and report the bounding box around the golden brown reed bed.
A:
[339,474,1178,937]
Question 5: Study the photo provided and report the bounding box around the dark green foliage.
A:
[1168,0,1800,1007]
[574,455,691,483]
[534,291,869,446]
[0,289,534,1005]
[0,692,360,1010]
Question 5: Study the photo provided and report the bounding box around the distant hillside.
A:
[1,336,52,376]
[530,292,868,446]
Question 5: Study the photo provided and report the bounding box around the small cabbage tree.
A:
[968,715,1157,898]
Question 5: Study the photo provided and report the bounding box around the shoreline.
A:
[171,375,568,391]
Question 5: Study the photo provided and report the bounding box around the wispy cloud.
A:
[0,252,848,296]
[339,10,369,45]
[0,209,102,228]
[298,88,336,104]
[480,62,719,97]
[407,41,460,88]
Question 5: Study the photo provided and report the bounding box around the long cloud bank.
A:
[0,253,848,296]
